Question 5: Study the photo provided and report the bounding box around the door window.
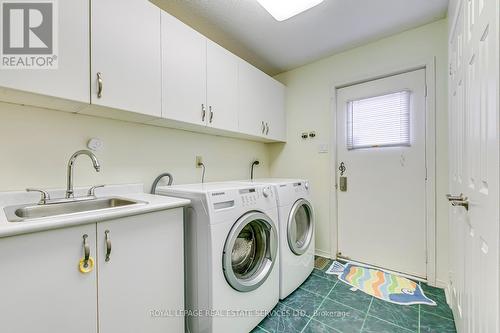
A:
[347,90,411,149]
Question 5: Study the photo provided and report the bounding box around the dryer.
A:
[156,182,279,333]
[239,179,314,300]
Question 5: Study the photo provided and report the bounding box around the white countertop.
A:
[0,184,190,238]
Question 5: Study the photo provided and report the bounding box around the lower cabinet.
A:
[0,208,184,333]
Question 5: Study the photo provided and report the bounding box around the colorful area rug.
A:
[326,261,436,306]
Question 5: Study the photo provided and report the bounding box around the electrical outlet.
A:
[196,156,203,168]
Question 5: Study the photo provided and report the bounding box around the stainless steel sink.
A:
[4,197,145,222]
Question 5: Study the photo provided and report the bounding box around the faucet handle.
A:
[26,188,50,205]
[88,185,105,197]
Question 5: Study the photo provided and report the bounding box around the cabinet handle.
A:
[201,104,206,122]
[97,72,103,98]
[105,230,112,262]
[79,234,94,274]
[261,121,266,134]
[266,123,270,135]
[209,106,214,123]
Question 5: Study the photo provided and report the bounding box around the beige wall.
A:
[270,19,449,285]
[0,102,270,191]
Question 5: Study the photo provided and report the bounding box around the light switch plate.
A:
[318,143,329,153]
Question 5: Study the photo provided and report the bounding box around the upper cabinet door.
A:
[265,79,286,141]
[0,0,89,103]
[206,40,238,131]
[162,12,207,125]
[91,0,161,117]
[238,60,267,137]
[0,224,98,333]
[97,210,185,333]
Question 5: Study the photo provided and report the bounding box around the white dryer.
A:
[239,179,314,300]
[156,182,279,333]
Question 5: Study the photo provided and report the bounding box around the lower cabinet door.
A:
[0,225,98,333]
[96,209,184,333]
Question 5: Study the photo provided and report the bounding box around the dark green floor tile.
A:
[361,315,413,333]
[303,319,340,333]
[420,312,457,333]
[420,282,446,298]
[250,326,268,333]
[313,298,365,333]
[367,297,418,331]
[257,303,309,333]
[312,268,339,282]
[300,273,336,296]
[281,288,324,317]
[420,293,454,320]
[327,281,373,313]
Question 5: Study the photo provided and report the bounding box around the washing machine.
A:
[156,182,279,333]
[238,179,314,300]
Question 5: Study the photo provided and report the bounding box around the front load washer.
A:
[156,182,279,333]
[238,179,314,300]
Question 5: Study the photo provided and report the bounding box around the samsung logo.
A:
[211,192,225,196]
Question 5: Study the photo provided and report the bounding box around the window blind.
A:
[346,90,411,150]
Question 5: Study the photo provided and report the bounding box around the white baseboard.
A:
[315,249,333,259]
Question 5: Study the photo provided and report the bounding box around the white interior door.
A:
[448,0,499,332]
[337,69,427,278]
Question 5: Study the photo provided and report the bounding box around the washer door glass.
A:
[223,212,278,292]
[287,199,314,255]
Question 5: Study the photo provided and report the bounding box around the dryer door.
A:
[287,199,314,255]
[223,212,278,292]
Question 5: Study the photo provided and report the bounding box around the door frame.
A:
[329,58,437,286]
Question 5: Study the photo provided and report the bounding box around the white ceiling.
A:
[152,0,448,75]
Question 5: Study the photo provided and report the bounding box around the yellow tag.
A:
[79,257,95,274]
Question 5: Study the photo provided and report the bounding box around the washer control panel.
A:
[239,186,273,207]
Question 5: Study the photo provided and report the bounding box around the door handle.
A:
[209,106,214,123]
[261,121,266,134]
[265,122,269,135]
[97,72,103,98]
[105,230,112,262]
[446,193,464,201]
[451,199,469,211]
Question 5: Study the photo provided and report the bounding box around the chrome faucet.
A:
[66,150,101,198]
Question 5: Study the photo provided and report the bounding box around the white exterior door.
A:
[162,11,207,125]
[206,40,239,131]
[448,0,499,332]
[336,69,427,278]
[0,225,98,333]
[97,210,185,333]
[91,0,161,116]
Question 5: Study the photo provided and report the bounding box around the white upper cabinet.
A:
[162,12,207,125]
[264,78,286,141]
[238,60,286,141]
[0,0,89,103]
[206,40,239,131]
[91,0,161,117]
